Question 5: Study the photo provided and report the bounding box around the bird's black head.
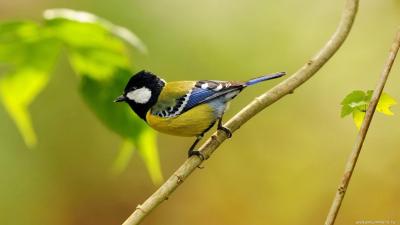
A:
[115,70,165,121]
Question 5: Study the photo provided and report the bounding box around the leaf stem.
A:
[324,27,400,225]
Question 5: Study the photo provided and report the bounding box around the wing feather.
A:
[182,80,244,113]
[151,80,244,118]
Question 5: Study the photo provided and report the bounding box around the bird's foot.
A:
[188,149,205,161]
[218,126,232,138]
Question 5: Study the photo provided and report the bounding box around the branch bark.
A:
[122,0,359,224]
[324,27,400,225]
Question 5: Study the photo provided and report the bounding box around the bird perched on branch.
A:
[115,70,285,159]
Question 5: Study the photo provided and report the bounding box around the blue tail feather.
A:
[245,72,286,86]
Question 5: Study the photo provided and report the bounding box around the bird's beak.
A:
[114,95,127,102]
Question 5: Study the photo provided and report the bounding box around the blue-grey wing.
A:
[182,80,244,113]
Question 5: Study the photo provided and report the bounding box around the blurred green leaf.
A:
[341,90,397,129]
[0,10,162,182]
[43,8,147,53]
[0,21,60,147]
[45,19,131,80]
[111,139,136,175]
[137,128,163,184]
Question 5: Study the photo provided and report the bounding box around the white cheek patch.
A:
[126,87,152,104]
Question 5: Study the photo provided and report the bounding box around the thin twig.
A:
[324,28,400,225]
[122,0,359,224]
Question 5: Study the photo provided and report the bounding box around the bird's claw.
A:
[188,150,205,161]
[218,126,232,138]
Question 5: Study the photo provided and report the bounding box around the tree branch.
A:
[324,27,400,225]
[122,0,359,224]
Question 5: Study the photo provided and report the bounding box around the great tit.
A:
[115,70,285,158]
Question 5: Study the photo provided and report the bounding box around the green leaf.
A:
[1,11,161,182]
[341,90,366,105]
[341,90,397,129]
[0,70,46,147]
[137,128,163,184]
[352,109,364,130]
[340,104,353,118]
[44,19,131,80]
[340,90,367,117]
[43,8,147,53]
[377,93,396,115]
[0,21,60,147]
[111,139,136,175]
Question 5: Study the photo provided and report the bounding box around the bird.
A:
[114,70,285,159]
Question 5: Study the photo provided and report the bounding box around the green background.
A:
[1,0,399,225]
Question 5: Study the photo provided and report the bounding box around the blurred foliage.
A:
[0,9,162,183]
[0,21,60,146]
[341,90,396,129]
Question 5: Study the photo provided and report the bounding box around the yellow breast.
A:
[146,104,216,137]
